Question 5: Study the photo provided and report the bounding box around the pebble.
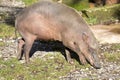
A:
[1,42,120,79]
[0,77,5,80]
[0,54,2,58]
[0,38,2,41]
[19,60,25,64]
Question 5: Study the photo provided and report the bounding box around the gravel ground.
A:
[60,43,120,80]
[0,0,120,79]
[0,40,120,80]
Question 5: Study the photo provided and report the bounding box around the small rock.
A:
[0,77,5,80]
[0,54,2,58]
[19,60,25,64]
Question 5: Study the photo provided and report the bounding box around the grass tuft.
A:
[0,23,15,39]
[104,52,120,62]
[0,53,91,80]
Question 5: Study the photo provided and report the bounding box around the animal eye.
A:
[73,42,76,45]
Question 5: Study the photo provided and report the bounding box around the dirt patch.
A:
[90,23,120,44]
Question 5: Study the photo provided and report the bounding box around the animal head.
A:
[82,32,101,69]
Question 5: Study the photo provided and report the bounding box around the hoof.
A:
[68,59,74,65]
[25,60,30,64]
[80,59,87,65]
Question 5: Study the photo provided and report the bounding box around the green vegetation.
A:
[0,42,120,80]
[22,0,39,6]
[0,42,5,46]
[82,4,120,25]
[0,23,15,38]
[112,44,120,49]
[63,0,89,10]
[104,52,120,62]
[21,0,120,25]
[0,23,15,46]
[103,44,120,62]
[22,0,89,10]
[0,0,120,79]
[0,53,90,80]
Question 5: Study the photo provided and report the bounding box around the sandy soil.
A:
[90,23,120,44]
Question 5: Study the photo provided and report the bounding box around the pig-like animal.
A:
[15,0,100,69]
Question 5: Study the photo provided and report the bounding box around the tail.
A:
[15,20,18,41]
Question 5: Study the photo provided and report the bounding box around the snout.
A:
[91,52,101,69]
[93,61,101,69]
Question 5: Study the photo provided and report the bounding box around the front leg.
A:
[65,49,74,64]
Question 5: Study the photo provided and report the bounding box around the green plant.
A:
[22,0,39,6]
[0,23,15,39]
[0,42,5,46]
[82,4,120,25]
[0,53,91,80]
[84,17,98,25]
[104,52,120,62]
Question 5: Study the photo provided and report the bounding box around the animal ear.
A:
[82,32,88,43]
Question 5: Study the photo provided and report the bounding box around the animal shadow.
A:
[20,40,82,64]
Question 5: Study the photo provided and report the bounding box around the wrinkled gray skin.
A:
[15,0,101,69]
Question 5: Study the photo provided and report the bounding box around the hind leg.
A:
[23,35,37,63]
[17,38,25,60]
[24,39,35,63]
